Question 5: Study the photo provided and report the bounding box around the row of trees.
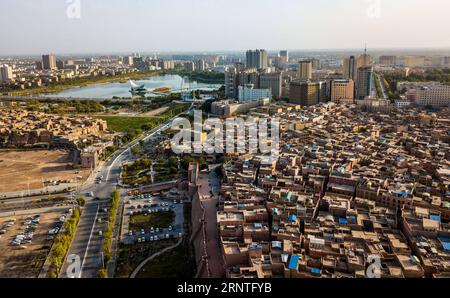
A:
[48,208,81,278]
[166,70,225,84]
[384,68,450,94]
[102,190,121,269]
[25,99,104,115]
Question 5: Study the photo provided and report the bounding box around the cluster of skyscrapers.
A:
[225,48,376,108]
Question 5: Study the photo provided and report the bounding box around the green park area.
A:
[97,103,189,133]
[129,211,175,230]
[97,116,157,133]
[121,157,180,186]
[135,238,195,278]
[114,239,178,278]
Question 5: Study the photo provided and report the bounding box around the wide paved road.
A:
[376,73,389,100]
[59,119,175,278]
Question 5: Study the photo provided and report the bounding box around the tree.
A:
[131,146,141,155]
[76,197,86,207]
[97,269,108,278]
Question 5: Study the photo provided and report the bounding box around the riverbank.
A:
[5,70,163,97]
[5,70,224,98]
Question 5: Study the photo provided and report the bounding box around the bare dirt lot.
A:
[0,150,89,193]
[0,211,63,278]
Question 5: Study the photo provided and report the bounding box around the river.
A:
[45,74,222,99]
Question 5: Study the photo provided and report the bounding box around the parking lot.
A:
[0,209,71,277]
[121,192,184,245]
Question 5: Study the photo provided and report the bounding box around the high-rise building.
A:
[238,84,271,102]
[122,56,134,66]
[379,56,397,66]
[444,57,450,67]
[56,60,65,70]
[35,61,43,70]
[0,64,13,81]
[42,54,57,70]
[356,66,374,99]
[289,80,327,106]
[298,60,313,80]
[195,59,206,71]
[343,56,358,82]
[160,60,175,70]
[246,49,268,69]
[259,72,282,99]
[279,50,289,63]
[404,56,426,67]
[225,68,258,99]
[330,79,355,104]
[310,58,321,70]
[416,85,450,107]
[184,61,195,72]
[133,57,149,70]
[357,47,373,68]
[225,68,238,98]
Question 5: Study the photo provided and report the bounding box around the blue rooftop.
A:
[439,238,450,251]
[288,255,299,270]
[430,215,441,222]
[339,218,348,224]
[393,191,408,198]
[443,243,450,251]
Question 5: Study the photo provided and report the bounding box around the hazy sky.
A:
[1,0,450,55]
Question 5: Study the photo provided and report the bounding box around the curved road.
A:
[130,237,183,278]
[58,113,182,278]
